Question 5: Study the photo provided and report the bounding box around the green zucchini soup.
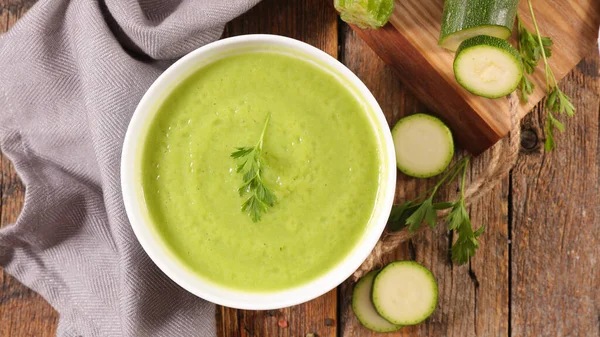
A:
[141,51,382,292]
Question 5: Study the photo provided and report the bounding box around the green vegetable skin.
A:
[352,271,403,332]
[141,52,381,292]
[439,0,519,51]
[454,35,523,98]
[334,0,394,29]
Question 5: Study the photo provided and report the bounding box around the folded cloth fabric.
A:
[0,0,260,335]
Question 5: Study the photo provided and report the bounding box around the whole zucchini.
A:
[438,0,519,51]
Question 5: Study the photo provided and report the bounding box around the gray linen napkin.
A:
[0,0,260,335]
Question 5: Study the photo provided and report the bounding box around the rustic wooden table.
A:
[1,0,599,336]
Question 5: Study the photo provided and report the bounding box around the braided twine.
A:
[353,93,521,281]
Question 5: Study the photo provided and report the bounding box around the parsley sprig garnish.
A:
[446,157,484,264]
[516,15,552,102]
[517,0,576,151]
[231,114,277,222]
[388,156,483,264]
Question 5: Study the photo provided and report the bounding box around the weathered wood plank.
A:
[216,1,339,336]
[0,0,35,32]
[0,152,58,336]
[337,21,510,337]
[2,0,598,336]
[1,1,59,336]
[0,153,25,227]
[511,52,600,336]
[0,268,58,337]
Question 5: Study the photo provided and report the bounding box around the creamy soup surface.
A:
[141,51,381,291]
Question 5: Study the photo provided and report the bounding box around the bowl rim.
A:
[121,34,396,310]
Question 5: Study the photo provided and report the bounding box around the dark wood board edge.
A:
[349,23,505,155]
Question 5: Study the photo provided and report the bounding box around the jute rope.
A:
[353,93,521,280]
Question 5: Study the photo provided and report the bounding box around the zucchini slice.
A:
[439,0,519,51]
[372,261,438,326]
[352,271,403,332]
[392,113,454,178]
[454,35,523,98]
[334,0,394,29]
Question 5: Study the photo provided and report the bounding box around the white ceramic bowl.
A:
[121,34,396,310]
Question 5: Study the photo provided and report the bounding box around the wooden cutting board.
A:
[348,0,600,154]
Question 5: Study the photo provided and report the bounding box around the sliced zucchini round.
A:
[454,35,523,98]
[372,261,438,326]
[352,270,403,332]
[392,113,454,178]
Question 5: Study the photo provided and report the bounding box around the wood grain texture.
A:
[0,152,58,337]
[517,0,600,115]
[0,0,34,32]
[346,0,600,154]
[511,52,600,336]
[2,0,600,336]
[337,23,509,337]
[1,1,59,337]
[0,268,57,337]
[216,0,339,336]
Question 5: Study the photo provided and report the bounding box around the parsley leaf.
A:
[446,157,483,264]
[517,2,576,151]
[231,114,277,222]
[387,156,483,264]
